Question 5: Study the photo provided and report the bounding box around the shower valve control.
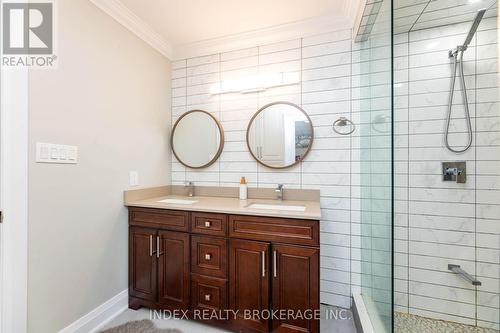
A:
[442,162,466,183]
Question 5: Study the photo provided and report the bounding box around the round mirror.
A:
[171,110,224,169]
[247,102,314,169]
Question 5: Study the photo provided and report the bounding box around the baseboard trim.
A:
[58,289,128,333]
[352,294,375,333]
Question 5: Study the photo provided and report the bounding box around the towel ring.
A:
[372,114,391,133]
[332,117,355,135]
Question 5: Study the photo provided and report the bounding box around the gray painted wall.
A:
[27,0,171,331]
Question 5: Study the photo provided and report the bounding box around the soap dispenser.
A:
[239,177,248,200]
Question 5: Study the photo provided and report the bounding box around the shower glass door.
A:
[357,0,393,332]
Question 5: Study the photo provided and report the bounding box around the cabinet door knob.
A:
[204,294,211,301]
[205,253,212,260]
[204,221,211,228]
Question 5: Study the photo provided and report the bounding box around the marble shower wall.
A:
[393,16,500,330]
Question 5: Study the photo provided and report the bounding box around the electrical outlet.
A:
[129,171,139,187]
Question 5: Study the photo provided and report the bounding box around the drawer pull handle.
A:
[262,251,266,277]
[204,221,211,228]
[204,294,211,301]
[205,253,212,260]
[273,250,277,278]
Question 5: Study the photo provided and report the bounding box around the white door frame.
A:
[0,2,29,332]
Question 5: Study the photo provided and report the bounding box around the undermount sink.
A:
[247,203,306,212]
[157,198,198,205]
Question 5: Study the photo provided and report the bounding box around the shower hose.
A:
[445,48,473,153]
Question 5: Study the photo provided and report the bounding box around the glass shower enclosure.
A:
[357,0,500,332]
[356,0,393,332]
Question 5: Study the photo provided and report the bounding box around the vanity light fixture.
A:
[210,72,300,95]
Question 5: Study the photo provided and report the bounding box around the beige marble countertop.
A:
[125,194,321,220]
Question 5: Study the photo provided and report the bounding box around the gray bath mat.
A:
[100,319,182,333]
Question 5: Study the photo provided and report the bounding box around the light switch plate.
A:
[36,142,78,164]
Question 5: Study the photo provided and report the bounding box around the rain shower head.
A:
[462,8,487,49]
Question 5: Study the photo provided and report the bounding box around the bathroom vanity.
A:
[125,186,321,333]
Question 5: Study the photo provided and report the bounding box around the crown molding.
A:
[172,14,353,60]
[89,0,357,61]
[89,0,173,59]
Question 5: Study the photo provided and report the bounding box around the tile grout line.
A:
[474,31,478,328]
[257,46,261,188]
[300,37,304,190]
[184,60,187,183]
[218,53,222,186]
[349,30,353,307]
[406,30,411,314]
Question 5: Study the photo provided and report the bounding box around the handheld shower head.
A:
[449,8,487,58]
[444,9,486,153]
[462,8,487,49]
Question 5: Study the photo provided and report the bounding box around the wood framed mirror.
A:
[246,102,314,169]
[171,110,224,169]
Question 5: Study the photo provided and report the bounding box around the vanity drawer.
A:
[229,215,319,246]
[191,235,228,278]
[129,208,189,232]
[191,212,227,236]
[191,274,227,312]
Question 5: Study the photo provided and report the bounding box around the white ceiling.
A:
[119,0,352,45]
[90,0,360,59]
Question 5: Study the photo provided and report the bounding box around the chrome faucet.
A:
[185,181,194,197]
[275,184,284,200]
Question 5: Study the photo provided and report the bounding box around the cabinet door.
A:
[272,244,319,333]
[157,231,190,310]
[129,227,157,301]
[229,239,270,333]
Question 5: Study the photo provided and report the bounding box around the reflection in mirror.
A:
[171,110,224,169]
[247,102,313,169]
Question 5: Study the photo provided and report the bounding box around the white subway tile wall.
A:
[394,17,500,330]
[171,28,358,309]
[170,17,500,329]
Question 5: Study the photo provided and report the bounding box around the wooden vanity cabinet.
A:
[157,230,190,309]
[128,207,320,333]
[272,244,319,333]
[229,239,270,333]
[128,209,190,311]
[129,226,157,302]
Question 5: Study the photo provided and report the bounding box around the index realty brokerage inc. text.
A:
[150,308,351,321]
